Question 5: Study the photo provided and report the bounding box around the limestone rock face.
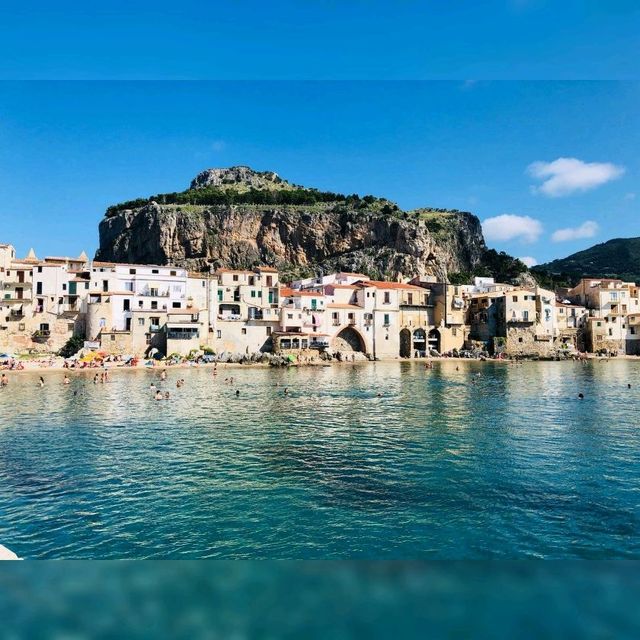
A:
[95,169,488,281]
[189,166,293,191]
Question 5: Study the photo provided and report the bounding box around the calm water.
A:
[1,360,639,560]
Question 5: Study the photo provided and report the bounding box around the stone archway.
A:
[399,328,412,358]
[333,327,366,353]
[428,328,441,354]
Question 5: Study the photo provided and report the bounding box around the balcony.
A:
[32,330,51,343]
[167,330,198,340]
[332,319,341,326]
[139,290,170,297]
[149,324,162,332]
[8,310,24,320]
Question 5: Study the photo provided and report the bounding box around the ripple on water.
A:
[0,360,639,559]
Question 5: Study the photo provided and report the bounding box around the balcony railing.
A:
[149,324,161,332]
[32,330,51,343]
[167,331,198,340]
[332,320,341,326]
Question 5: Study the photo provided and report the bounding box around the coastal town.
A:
[1,240,639,365]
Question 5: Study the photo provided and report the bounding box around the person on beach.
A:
[63,375,70,385]
[160,370,167,381]
[93,374,99,384]
[0,373,7,387]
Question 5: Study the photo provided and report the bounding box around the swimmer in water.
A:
[63,375,70,385]
[578,393,584,400]
[38,376,45,387]
[235,389,240,396]
[164,391,170,400]
[155,390,163,400]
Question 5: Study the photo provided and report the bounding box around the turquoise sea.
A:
[1,360,639,561]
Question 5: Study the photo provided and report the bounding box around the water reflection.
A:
[1,360,639,559]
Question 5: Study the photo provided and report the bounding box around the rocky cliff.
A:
[96,166,490,281]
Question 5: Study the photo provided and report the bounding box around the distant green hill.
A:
[533,237,640,286]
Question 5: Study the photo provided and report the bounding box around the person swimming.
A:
[155,390,163,400]
[63,375,70,385]
[578,393,584,400]
[164,391,170,399]
[38,376,45,388]
[235,389,240,396]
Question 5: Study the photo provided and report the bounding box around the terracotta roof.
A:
[282,288,322,297]
[168,308,199,314]
[329,284,360,290]
[326,303,362,309]
[357,280,424,291]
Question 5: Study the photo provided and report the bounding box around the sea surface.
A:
[1,360,639,560]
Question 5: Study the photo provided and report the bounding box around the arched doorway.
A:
[428,328,441,354]
[399,328,412,358]
[333,327,366,353]
[413,328,427,357]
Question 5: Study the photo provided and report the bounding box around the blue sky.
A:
[0,2,638,265]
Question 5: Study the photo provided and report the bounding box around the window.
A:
[251,290,256,298]
[241,328,247,335]
[129,268,136,275]
[150,317,160,325]
[233,274,239,282]
[138,300,143,308]
[172,302,180,309]
[151,301,158,310]
[36,282,42,295]
[37,266,42,273]
[138,318,145,326]
[170,270,177,277]
[218,289,223,301]
[125,282,134,291]
[452,327,457,336]
[111,334,116,341]
[217,330,222,339]
[266,276,273,287]
[512,296,518,302]
[123,299,130,311]
[266,327,272,336]
[383,313,390,326]
[151,269,159,274]
[384,292,390,304]
[407,293,413,305]
[518,337,523,343]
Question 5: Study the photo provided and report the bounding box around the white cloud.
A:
[519,256,538,268]
[527,157,625,197]
[482,214,543,244]
[551,220,599,243]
